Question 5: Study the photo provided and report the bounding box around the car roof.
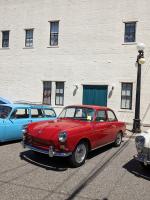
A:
[66,105,110,110]
[0,103,54,109]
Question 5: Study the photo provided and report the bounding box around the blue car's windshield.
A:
[0,105,12,119]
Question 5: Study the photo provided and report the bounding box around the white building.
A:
[0,0,150,125]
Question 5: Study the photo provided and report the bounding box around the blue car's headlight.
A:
[58,132,67,143]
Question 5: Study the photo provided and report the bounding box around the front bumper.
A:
[134,154,150,166]
[21,141,72,158]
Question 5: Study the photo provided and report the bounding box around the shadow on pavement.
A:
[123,158,150,181]
[0,139,21,146]
[87,144,113,160]
[20,150,69,172]
[20,144,114,172]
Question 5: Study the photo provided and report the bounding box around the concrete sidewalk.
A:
[125,124,149,138]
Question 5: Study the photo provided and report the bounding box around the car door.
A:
[106,110,118,142]
[0,118,6,142]
[4,107,31,141]
[93,110,109,147]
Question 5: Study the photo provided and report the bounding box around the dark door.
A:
[83,85,108,106]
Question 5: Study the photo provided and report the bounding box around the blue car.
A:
[0,104,56,142]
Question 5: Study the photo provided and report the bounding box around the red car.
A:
[22,105,126,167]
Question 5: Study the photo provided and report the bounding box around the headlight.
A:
[58,132,67,143]
[135,136,145,153]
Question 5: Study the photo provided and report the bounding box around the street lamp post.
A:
[132,43,146,133]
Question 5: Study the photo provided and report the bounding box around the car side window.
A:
[96,110,107,122]
[44,109,56,118]
[107,110,117,122]
[31,109,44,118]
[11,108,29,119]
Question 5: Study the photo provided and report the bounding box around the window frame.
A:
[30,108,44,118]
[10,108,30,119]
[43,81,52,105]
[49,21,59,46]
[121,82,133,110]
[107,110,118,122]
[2,30,10,48]
[95,110,107,122]
[55,81,64,106]
[25,29,34,47]
[124,22,136,43]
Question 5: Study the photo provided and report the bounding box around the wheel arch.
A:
[75,138,92,152]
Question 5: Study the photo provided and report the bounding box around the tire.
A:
[114,132,122,147]
[69,142,88,167]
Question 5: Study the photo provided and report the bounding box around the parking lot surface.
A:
[0,132,150,200]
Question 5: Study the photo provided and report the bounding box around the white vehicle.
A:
[134,129,150,167]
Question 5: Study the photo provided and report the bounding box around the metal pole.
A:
[132,50,143,133]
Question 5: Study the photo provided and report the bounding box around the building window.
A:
[43,81,52,105]
[25,29,33,47]
[121,83,133,109]
[55,82,64,105]
[2,31,9,47]
[124,22,136,43]
[50,21,59,46]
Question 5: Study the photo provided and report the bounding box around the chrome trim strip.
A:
[22,142,72,157]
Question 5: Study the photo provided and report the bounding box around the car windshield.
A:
[0,105,12,119]
[58,107,95,121]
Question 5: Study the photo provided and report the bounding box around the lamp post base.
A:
[132,119,141,133]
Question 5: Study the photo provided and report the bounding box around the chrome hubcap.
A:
[75,144,87,164]
[116,134,122,145]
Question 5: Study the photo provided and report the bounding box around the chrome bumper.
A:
[21,141,72,158]
[134,154,150,166]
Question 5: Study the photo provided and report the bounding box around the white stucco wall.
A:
[0,0,150,124]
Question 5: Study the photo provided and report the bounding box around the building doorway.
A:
[83,85,108,106]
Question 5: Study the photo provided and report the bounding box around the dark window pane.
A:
[25,29,33,47]
[43,81,52,105]
[124,22,136,43]
[2,31,9,47]
[51,21,59,33]
[50,33,58,46]
[121,83,133,109]
[50,21,59,46]
[55,82,64,105]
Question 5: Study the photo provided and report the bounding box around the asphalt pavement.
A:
[0,130,150,200]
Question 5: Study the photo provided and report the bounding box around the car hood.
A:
[28,119,86,139]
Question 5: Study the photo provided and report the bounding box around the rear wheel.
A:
[114,132,122,147]
[69,142,88,167]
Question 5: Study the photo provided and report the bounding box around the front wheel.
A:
[69,142,88,167]
[114,132,122,147]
